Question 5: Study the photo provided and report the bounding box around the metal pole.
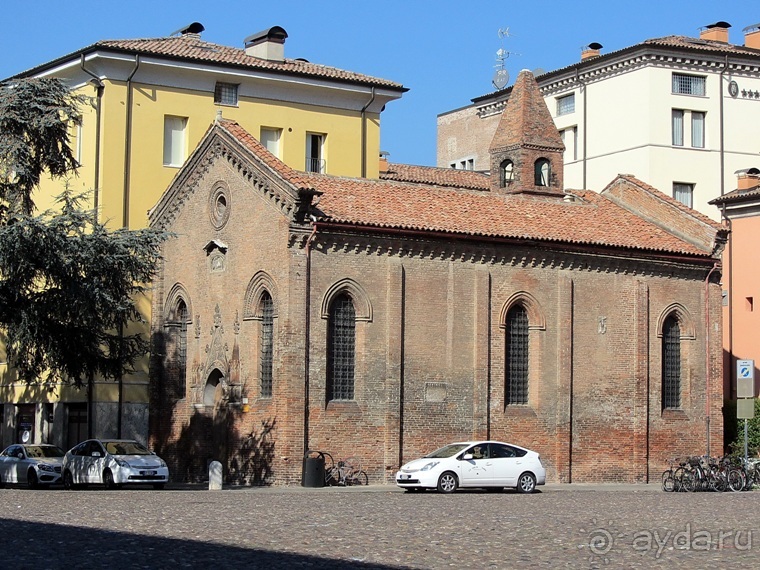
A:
[745,418,749,464]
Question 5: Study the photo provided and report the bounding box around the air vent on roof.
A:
[699,21,730,43]
[171,22,205,37]
[744,22,760,49]
[244,26,288,62]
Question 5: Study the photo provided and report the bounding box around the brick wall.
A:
[150,150,723,486]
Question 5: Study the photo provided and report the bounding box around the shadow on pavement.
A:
[0,518,408,569]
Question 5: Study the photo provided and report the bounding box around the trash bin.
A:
[302,450,325,488]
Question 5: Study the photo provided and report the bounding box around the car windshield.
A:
[25,446,65,458]
[105,441,152,456]
[425,444,470,459]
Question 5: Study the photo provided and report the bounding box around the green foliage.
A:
[0,189,167,386]
[728,398,760,457]
[0,77,85,218]
[0,77,169,386]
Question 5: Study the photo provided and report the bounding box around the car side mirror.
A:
[17,453,24,459]
[462,453,473,461]
[91,451,101,458]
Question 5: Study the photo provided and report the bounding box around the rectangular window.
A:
[260,128,281,158]
[561,127,578,161]
[673,182,694,208]
[672,110,684,146]
[214,82,238,106]
[163,116,187,167]
[556,93,575,116]
[747,297,754,312]
[72,122,83,165]
[672,73,706,96]
[306,133,325,173]
[691,111,705,148]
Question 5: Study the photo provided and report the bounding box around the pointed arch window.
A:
[505,305,529,405]
[500,159,514,187]
[173,299,188,399]
[534,158,550,186]
[328,293,356,401]
[259,292,274,398]
[662,314,681,410]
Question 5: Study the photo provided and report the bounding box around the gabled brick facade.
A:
[148,73,725,486]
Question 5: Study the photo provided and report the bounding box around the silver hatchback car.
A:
[62,439,169,490]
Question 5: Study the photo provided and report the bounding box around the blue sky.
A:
[2,0,758,166]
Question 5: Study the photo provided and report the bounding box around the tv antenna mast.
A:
[493,27,520,90]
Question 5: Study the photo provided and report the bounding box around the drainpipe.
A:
[720,56,729,197]
[576,68,588,189]
[123,55,140,229]
[79,55,103,223]
[360,87,376,178]
[723,208,734,400]
[304,221,319,453]
[705,261,719,457]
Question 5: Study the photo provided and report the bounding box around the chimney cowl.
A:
[171,22,205,38]
[743,22,760,49]
[699,21,731,43]
[581,42,603,61]
[735,167,760,191]
[244,26,288,62]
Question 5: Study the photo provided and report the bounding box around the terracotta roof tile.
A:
[380,163,489,190]
[215,120,713,258]
[14,35,406,90]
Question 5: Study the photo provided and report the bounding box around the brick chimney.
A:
[379,151,389,174]
[245,26,288,62]
[581,42,603,61]
[737,168,760,191]
[700,21,731,43]
[744,23,760,49]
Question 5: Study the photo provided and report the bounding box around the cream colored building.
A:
[0,23,405,451]
[438,21,760,220]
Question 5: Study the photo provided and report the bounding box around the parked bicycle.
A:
[662,455,745,493]
[324,454,368,486]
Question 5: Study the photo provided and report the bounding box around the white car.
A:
[62,439,169,490]
[0,444,65,488]
[396,440,546,494]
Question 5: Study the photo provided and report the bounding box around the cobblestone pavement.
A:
[1,482,759,569]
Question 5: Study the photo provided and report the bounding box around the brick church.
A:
[148,69,726,485]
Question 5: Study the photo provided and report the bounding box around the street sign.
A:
[738,398,755,419]
[737,359,754,380]
[737,359,756,398]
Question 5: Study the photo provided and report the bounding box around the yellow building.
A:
[1,23,406,451]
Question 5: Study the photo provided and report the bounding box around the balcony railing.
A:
[306,157,326,173]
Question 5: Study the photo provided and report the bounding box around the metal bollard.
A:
[209,460,223,490]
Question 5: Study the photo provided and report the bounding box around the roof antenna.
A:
[493,27,520,90]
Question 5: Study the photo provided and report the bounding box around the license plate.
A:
[143,470,157,476]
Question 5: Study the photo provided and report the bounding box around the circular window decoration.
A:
[209,182,231,229]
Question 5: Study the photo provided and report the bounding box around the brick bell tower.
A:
[489,69,565,196]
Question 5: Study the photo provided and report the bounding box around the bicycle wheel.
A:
[662,470,675,492]
[728,469,745,492]
[342,456,361,473]
[322,452,335,485]
[325,466,340,486]
[349,470,368,486]
[673,467,686,492]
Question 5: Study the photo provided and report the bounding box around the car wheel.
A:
[27,469,38,490]
[437,472,458,494]
[103,469,120,490]
[153,483,165,490]
[63,470,75,491]
[516,472,536,494]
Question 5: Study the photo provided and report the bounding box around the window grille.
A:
[662,315,681,409]
[557,93,575,116]
[672,74,706,96]
[260,292,274,397]
[214,82,238,106]
[328,293,356,401]
[175,300,188,399]
[506,305,529,405]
